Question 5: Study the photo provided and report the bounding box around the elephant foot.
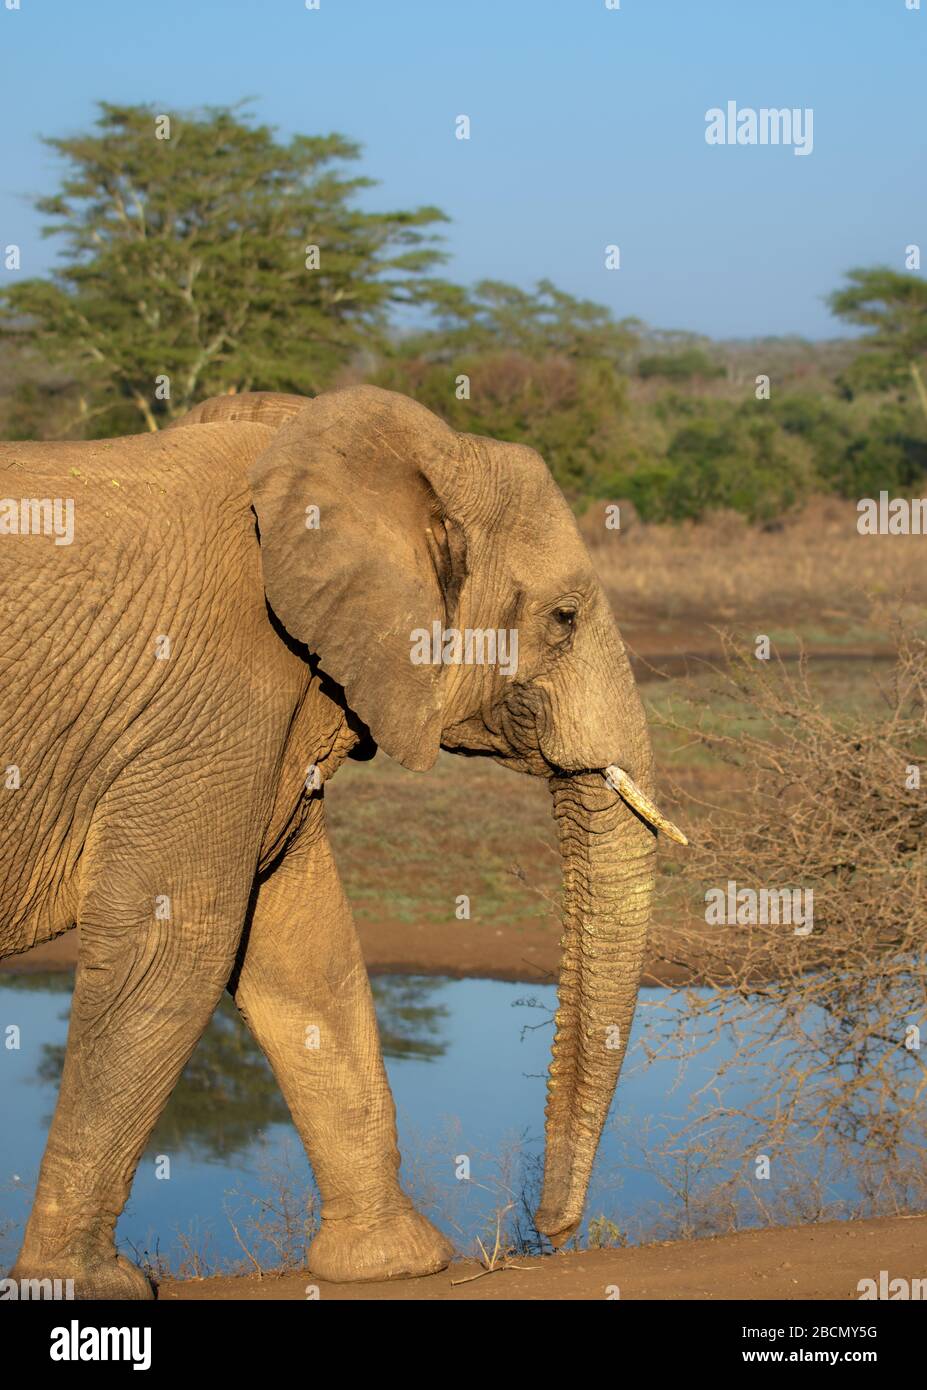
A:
[9,1250,154,1301]
[308,1205,453,1283]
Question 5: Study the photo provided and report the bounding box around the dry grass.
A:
[580,497,927,639]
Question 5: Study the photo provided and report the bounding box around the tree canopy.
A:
[0,102,448,434]
[828,266,927,419]
[1,101,925,520]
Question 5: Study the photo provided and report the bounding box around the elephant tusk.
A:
[604,765,689,846]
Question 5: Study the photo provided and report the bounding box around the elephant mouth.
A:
[602,765,689,846]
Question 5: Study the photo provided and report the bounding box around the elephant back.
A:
[169,392,307,433]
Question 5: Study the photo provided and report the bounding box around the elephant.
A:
[0,385,685,1296]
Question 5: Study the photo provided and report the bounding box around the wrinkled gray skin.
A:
[0,386,657,1295]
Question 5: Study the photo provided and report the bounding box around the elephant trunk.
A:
[535,772,656,1244]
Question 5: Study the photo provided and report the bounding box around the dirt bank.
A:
[0,918,702,987]
[156,1213,927,1301]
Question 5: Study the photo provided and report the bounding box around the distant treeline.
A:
[1,103,925,522]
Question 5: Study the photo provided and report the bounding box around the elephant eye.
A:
[553,608,576,630]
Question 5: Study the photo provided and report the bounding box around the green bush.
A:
[637,348,725,381]
[604,407,816,523]
[373,350,629,500]
[838,404,927,497]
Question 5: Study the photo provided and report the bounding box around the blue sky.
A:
[1,0,924,339]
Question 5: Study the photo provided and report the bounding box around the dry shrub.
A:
[640,628,927,1224]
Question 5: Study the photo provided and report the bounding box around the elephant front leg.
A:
[11,891,249,1300]
[232,821,452,1282]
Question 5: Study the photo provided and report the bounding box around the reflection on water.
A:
[0,970,886,1271]
[370,975,450,1063]
[19,974,450,1163]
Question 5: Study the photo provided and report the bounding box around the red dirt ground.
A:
[157,1214,927,1301]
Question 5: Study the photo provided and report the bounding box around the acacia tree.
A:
[0,102,448,435]
[400,276,640,365]
[829,266,927,420]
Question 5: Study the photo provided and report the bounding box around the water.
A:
[0,972,870,1272]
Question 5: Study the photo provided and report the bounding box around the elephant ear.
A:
[248,385,469,772]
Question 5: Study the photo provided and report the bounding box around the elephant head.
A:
[174,385,685,1245]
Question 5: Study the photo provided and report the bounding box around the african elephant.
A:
[0,385,684,1296]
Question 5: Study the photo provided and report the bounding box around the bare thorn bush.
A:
[644,626,927,1220]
